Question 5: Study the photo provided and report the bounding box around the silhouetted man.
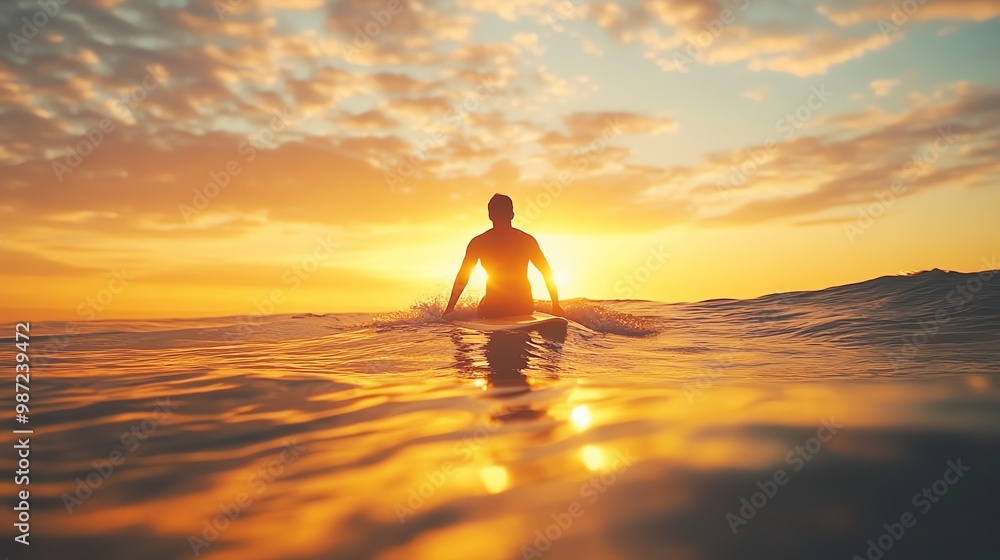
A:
[443,194,563,318]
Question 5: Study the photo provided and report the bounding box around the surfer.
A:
[443,194,564,319]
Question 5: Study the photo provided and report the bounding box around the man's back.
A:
[472,228,535,317]
[474,227,533,278]
[443,194,562,319]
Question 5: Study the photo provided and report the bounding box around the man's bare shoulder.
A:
[470,230,493,243]
[511,228,535,239]
[474,228,536,247]
[467,230,494,251]
[513,229,539,246]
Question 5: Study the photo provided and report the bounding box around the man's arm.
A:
[528,237,563,316]
[443,241,479,316]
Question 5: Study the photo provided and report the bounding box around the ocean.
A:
[3,268,999,560]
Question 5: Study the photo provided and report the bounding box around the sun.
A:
[529,264,574,301]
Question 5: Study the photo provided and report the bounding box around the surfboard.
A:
[450,312,569,332]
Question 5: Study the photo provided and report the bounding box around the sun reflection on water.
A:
[580,444,606,471]
[570,405,592,431]
[479,465,509,494]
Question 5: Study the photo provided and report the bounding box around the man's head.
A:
[488,193,514,223]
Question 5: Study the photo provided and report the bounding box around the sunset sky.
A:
[1,0,999,320]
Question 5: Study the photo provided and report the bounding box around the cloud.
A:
[741,84,769,102]
[287,66,369,112]
[697,84,1000,225]
[339,109,401,131]
[870,79,898,97]
[610,12,893,77]
[817,0,1000,26]
[729,30,893,77]
[20,75,993,254]
[0,247,101,276]
[583,0,998,76]
[253,0,325,10]
[370,72,441,96]
[451,42,522,67]
[323,0,481,69]
[481,158,522,188]
[0,0,996,293]
[383,96,455,122]
[536,65,572,98]
[455,0,553,22]
[579,36,605,56]
[564,111,678,136]
[512,32,544,55]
